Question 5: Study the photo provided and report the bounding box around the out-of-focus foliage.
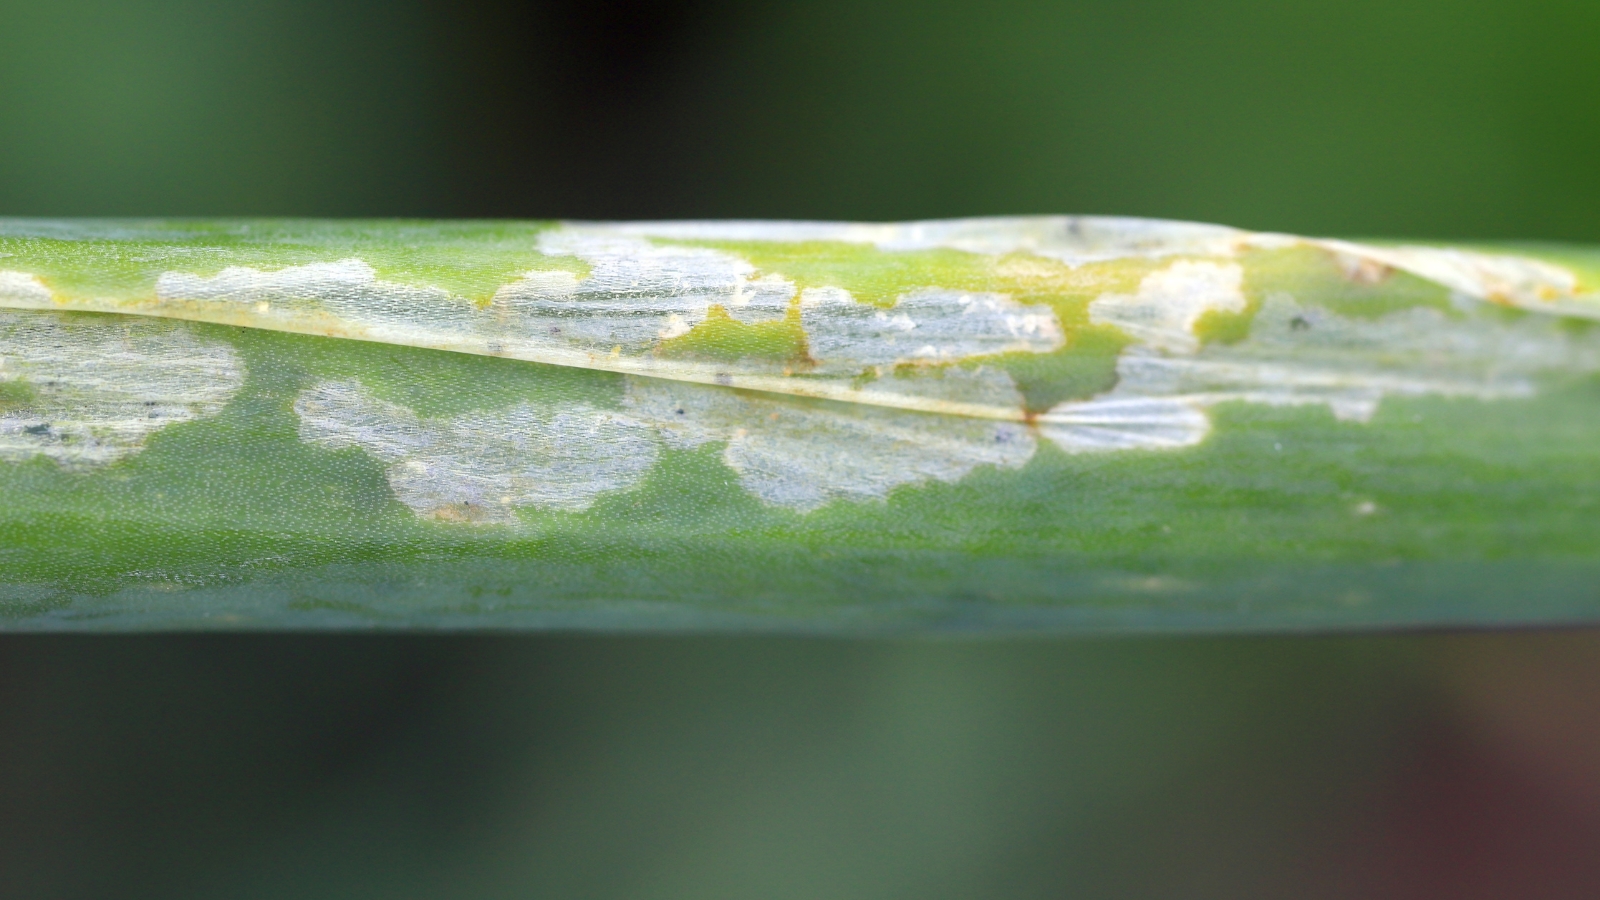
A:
[3,0,1599,238]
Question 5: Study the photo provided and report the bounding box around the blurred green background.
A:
[3,0,1600,896]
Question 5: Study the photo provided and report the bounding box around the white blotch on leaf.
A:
[1042,289,1600,454]
[595,219,1598,314]
[1118,294,1583,419]
[157,258,481,339]
[490,230,795,351]
[1088,260,1246,354]
[159,259,381,304]
[592,216,1259,265]
[1318,241,1582,308]
[0,271,53,307]
[801,287,1063,372]
[293,380,658,523]
[0,311,242,469]
[624,374,1034,512]
[1037,397,1211,453]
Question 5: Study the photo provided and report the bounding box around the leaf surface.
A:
[2,216,1598,632]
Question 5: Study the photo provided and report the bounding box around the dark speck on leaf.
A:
[24,424,50,435]
[1290,315,1312,331]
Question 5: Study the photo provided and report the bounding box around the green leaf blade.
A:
[2,216,1597,631]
